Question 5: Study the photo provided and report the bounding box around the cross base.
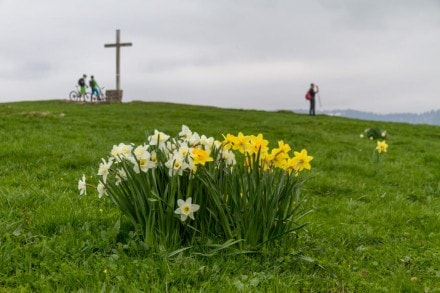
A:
[106,90,123,102]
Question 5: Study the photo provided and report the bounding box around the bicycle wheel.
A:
[69,91,78,101]
[84,93,91,102]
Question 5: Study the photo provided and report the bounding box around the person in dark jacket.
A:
[307,83,319,116]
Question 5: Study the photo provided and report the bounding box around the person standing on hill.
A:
[89,75,101,100]
[306,83,319,116]
[78,74,87,101]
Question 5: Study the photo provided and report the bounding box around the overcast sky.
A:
[1,0,439,114]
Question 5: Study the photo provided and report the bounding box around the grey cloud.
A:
[0,0,439,113]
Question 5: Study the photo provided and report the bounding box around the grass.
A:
[0,100,439,292]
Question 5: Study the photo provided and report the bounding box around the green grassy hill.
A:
[1,100,439,291]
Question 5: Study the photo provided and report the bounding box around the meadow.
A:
[0,100,439,292]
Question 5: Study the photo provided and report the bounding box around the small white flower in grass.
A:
[174,197,200,221]
[97,182,107,198]
[78,174,87,196]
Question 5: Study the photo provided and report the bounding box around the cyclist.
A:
[89,75,101,100]
[78,74,87,100]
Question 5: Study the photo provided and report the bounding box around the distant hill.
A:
[296,109,440,126]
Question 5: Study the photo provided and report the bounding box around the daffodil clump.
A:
[360,127,387,141]
[79,126,313,251]
[359,128,389,172]
[223,132,313,174]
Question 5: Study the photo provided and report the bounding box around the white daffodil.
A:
[166,140,177,153]
[221,149,236,166]
[214,140,222,149]
[165,153,188,176]
[98,158,113,183]
[115,168,127,186]
[139,155,155,173]
[120,143,134,159]
[110,144,122,160]
[97,182,107,198]
[188,132,201,146]
[150,151,158,165]
[148,130,170,148]
[178,142,190,157]
[174,197,200,221]
[179,125,193,141]
[78,174,87,196]
[134,144,149,160]
[200,135,214,149]
[111,143,133,161]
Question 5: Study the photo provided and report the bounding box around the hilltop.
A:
[0,100,439,291]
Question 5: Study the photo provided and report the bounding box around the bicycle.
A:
[90,87,106,102]
[69,85,91,102]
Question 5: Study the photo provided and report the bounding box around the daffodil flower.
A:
[134,144,149,160]
[288,149,313,172]
[191,148,214,166]
[165,153,188,176]
[97,182,107,198]
[179,125,193,141]
[174,197,200,221]
[78,174,87,196]
[200,135,215,149]
[148,130,170,148]
[376,140,388,153]
[98,158,113,183]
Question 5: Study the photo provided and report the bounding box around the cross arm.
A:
[104,43,133,48]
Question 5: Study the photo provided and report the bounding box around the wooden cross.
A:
[104,29,132,91]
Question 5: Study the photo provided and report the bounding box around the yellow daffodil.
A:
[248,134,269,156]
[289,149,313,172]
[222,133,236,150]
[191,148,214,166]
[376,140,388,153]
[231,132,250,154]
